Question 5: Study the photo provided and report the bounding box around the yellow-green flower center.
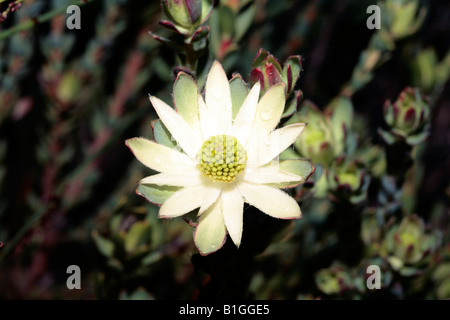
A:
[197,135,247,183]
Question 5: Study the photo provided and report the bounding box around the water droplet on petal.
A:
[260,110,272,121]
[264,136,272,146]
[284,207,293,215]
[154,157,161,164]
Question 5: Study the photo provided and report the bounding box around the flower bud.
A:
[162,0,202,28]
[160,0,213,35]
[250,49,302,95]
[382,215,439,275]
[379,87,430,145]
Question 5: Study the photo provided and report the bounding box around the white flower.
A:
[126,61,312,255]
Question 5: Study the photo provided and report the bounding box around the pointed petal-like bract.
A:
[221,187,244,247]
[198,184,222,214]
[204,61,232,134]
[194,200,227,255]
[198,94,218,140]
[243,166,301,185]
[248,123,306,166]
[238,181,302,219]
[231,82,260,145]
[140,170,202,187]
[150,95,202,159]
[250,83,286,138]
[267,159,315,189]
[173,72,200,131]
[159,184,207,218]
[125,138,195,172]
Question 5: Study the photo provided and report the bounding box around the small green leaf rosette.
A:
[326,156,370,204]
[410,48,450,93]
[411,48,450,93]
[284,97,353,198]
[289,102,334,167]
[315,263,358,296]
[378,87,431,146]
[381,0,426,41]
[316,258,394,297]
[92,207,165,273]
[381,214,441,276]
[290,97,353,168]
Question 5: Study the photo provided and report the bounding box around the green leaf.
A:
[229,74,249,119]
[297,100,323,123]
[284,110,303,126]
[173,72,199,126]
[152,120,176,148]
[279,148,301,161]
[189,25,210,44]
[149,32,186,53]
[192,28,210,51]
[399,266,420,277]
[141,251,163,266]
[124,221,152,254]
[219,5,236,37]
[281,94,298,118]
[263,55,283,73]
[313,170,329,198]
[279,159,314,179]
[110,214,123,233]
[137,183,181,206]
[378,128,398,145]
[405,131,429,145]
[328,97,353,138]
[384,101,395,126]
[234,4,256,42]
[251,48,269,68]
[92,230,115,258]
[208,9,221,57]
[200,0,214,23]
[282,55,302,92]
